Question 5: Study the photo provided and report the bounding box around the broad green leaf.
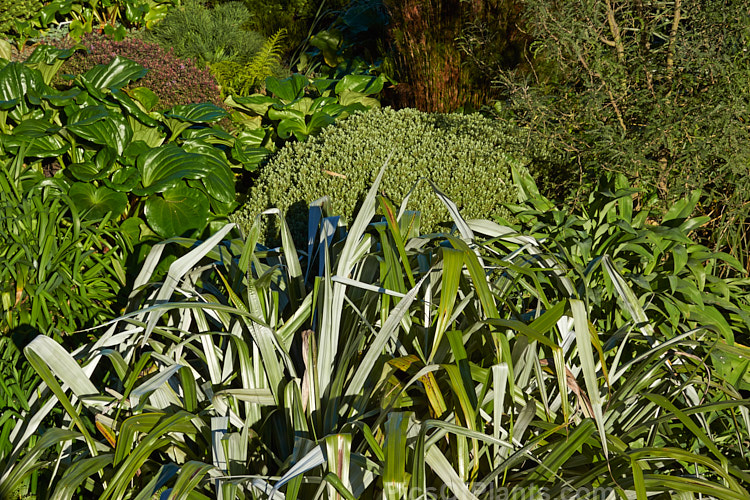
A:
[165,103,229,123]
[266,73,309,102]
[83,55,148,90]
[181,140,235,204]
[143,185,210,237]
[225,94,277,115]
[67,106,132,155]
[128,86,159,111]
[335,74,384,95]
[69,182,128,220]
[105,166,141,192]
[135,144,210,195]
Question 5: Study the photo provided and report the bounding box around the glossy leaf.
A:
[143,185,210,237]
[68,182,128,220]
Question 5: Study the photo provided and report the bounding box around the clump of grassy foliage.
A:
[2,161,748,498]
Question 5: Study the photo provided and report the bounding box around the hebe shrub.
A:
[233,107,528,241]
[57,34,223,111]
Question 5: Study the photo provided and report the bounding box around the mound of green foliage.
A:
[140,0,266,65]
[233,106,527,241]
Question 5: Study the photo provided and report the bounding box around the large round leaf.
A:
[135,143,210,196]
[144,185,210,237]
[68,182,128,220]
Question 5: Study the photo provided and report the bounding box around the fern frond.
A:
[210,29,287,97]
[245,28,287,90]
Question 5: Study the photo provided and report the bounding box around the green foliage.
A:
[233,106,525,242]
[57,32,223,111]
[0,45,243,238]
[0,0,44,38]
[495,0,750,274]
[0,173,130,337]
[239,0,349,57]
[34,0,177,41]
[224,71,385,172]
[4,165,749,497]
[210,28,287,97]
[140,0,267,65]
[0,337,39,499]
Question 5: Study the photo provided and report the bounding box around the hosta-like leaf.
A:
[144,185,210,237]
[128,86,159,111]
[135,143,210,195]
[67,160,109,181]
[83,55,148,90]
[67,106,132,155]
[2,119,68,157]
[226,94,277,115]
[277,112,335,141]
[105,166,141,192]
[181,140,235,204]
[0,62,44,111]
[68,182,128,220]
[266,73,309,102]
[334,74,384,95]
[165,103,229,123]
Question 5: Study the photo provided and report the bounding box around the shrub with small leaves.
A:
[56,34,223,111]
[140,0,267,65]
[233,107,527,241]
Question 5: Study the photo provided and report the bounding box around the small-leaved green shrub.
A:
[140,0,267,65]
[56,33,223,110]
[233,106,526,241]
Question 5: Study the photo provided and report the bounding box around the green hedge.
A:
[233,106,531,241]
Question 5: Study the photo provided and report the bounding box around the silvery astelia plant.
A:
[2,161,749,498]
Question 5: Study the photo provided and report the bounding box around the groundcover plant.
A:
[1,162,748,499]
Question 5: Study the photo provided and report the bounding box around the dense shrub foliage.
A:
[57,33,222,110]
[140,0,266,65]
[233,107,526,241]
[495,0,750,271]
